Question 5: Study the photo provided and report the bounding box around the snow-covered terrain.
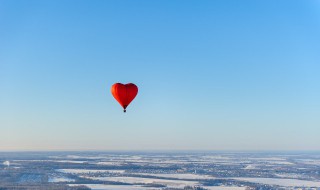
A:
[69,184,161,190]
[134,173,216,180]
[57,169,125,174]
[233,177,320,187]
[48,177,75,182]
[2,151,320,189]
[84,176,199,188]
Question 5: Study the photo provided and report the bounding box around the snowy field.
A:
[69,184,161,190]
[57,169,125,174]
[84,176,199,188]
[69,184,246,190]
[1,151,320,189]
[232,177,320,187]
[48,177,75,182]
[133,173,216,180]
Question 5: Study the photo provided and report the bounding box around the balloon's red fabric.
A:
[111,83,138,112]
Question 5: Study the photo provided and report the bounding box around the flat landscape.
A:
[1,152,320,189]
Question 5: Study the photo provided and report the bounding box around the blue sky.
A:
[1,0,320,151]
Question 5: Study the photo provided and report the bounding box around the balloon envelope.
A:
[111,83,138,112]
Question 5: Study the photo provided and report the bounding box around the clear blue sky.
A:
[1,0,319,151]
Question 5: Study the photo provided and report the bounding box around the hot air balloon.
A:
[111,83,138,112]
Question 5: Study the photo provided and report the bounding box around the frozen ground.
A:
[69,184,161,190]
[48,177,75,183]
[133,173,216,180]
[57,169,125,174]
[1,151,320,189]
[232,177,320,187]
[84,176,199,188]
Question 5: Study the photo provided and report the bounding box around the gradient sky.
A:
[1,0,320,151]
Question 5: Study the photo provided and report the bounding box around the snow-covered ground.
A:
[69,184,161,190]
[69,184,246,190]
[274,172,309,179]
[57,169,125,174]
[48,177,75,182]
[14,160,86,164]
[134,173,216,180]
[243,164,256,169]
[54,160,87,164]
[96,161,123,166]
[4,152,320,189]
[203,187,247,190]
[296,159,320,166]
[83,176,199,188]
[232,177,320,187]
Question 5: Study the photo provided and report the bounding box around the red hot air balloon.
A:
[111,83,138,112]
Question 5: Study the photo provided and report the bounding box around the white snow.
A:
[296,159,320,166]
[232,177,320,187]
[249,157,287,161]
[3,161,10,167]
[96,161,123,166]
[244,164,255,169]
[69,184,246,190]
[84,176,199,188]
[69,184,160,190]
[48,177,75,182]
[265,161,294,165]
[135,173,216,180]
[57,169,125,174]
[13,159,86,164]
[203,186,247,190]
[54,160,86,164]
[274,173,308,179]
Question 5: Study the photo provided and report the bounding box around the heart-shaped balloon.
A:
[111,83,138,112]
